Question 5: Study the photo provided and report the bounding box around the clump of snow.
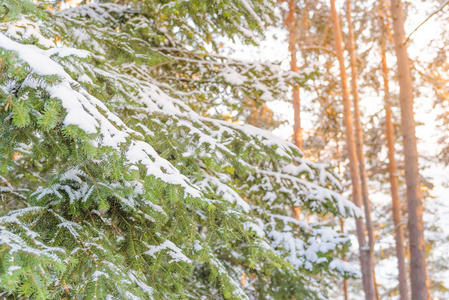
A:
[144,240,192,264]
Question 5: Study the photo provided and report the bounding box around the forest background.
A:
[223,0,449,299]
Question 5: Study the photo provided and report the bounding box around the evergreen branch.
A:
[2,131,17,173]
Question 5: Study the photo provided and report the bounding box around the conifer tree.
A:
[329,0,376,299]
[0,0,360,299]
[390,0,430,299]
[284,0,303,150]
[344,2,378,298]
[377,2,409,299]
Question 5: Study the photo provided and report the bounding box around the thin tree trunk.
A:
[378,2,411,298]
[337,134,348,300]
[330,1,376,299]
[345,2,378,299]
[373,272,380,300]
[341,218,349,300]
[390,1,430,299]
[286,0,303,150]
[380,40,410,300]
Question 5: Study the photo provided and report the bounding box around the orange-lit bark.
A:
[341,218,348,300]
[329,1,376,299]
[390,0,430,299]
[380,41,410,300]
[286,0,303,150]
[377,2,410,298]
[345,3,378,299]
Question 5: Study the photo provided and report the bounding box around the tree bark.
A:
[330,1,376,299]
[380,41,410,300]
[341,218,349,300]
[390,1,430,299]
[345,2,378,298]
[378,2,411,298]
[286,0,303,150]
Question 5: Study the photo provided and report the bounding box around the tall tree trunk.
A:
[380,39,410,300]
[390,1,430,299]
[378,2,411,298]
[286,0,303,150]
[341,218,349,300]
[345,2,378,298]
[330,1,376,299]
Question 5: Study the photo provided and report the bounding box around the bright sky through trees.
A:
[222,1,444,148]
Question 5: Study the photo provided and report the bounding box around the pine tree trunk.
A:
[345,3,378,298]
[341,218,349,300]
[330,1,376,299]
[286,0,303,150]
[390,1,430,299]
[380,40,410,300]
